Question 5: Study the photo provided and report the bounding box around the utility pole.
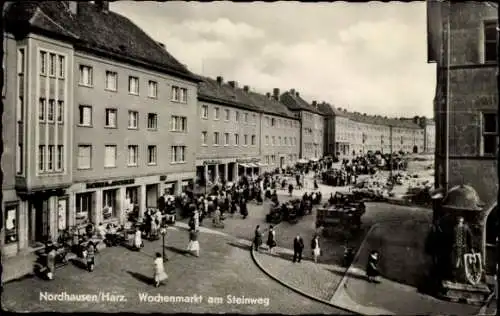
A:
[389,125,393,179]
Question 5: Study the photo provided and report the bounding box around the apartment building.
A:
[319,103,425,157]
[422,118,436,153]
[2,1,199,280]
[196,77,262,183]
[279,89,325,160]
[427,0,498,273]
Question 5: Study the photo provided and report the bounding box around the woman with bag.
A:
[311,234,321,263]
[267,226,277,254]
[153,252,168,287]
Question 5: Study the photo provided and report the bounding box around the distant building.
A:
[318,103,426,157]
[280,89,325,160]
[427,0,497,274]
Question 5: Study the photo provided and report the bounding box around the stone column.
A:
[176,180,182,195]
[139,185,146,219]
[234,164,239,181]
[224,163,228,181]
[18,201,27,250]
[215,164,220,183]
[94,190,103,225]
[204,164,209,184]
[49,196,57,241]
[68,193,76,228]
[116,188,126,225]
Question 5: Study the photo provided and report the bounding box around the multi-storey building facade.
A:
[280,89,324,160]
[319,103,426,157]
[196,77,300,182]
[427,0,497,273]
[2,1,200,281]
[422,118,436,153]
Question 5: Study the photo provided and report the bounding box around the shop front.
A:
[196,158,237,184]
[236,157,262,178]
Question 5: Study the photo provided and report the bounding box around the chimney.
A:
[216,76,223,85]
[273,88,280,101]
[157,42,165,49]
[68,1,78,15]
[290,88,295,95]
[312,101,317,107]
[95,1,109,12]
[243,85,249,92]
[228,81,238,89]
[266,92,271,99]
[295,92,300,97]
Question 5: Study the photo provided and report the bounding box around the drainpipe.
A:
[495,0,500,308]
[444,0,451,192]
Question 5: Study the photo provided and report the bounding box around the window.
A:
[235,111,240,122]
[201,131,208,145]
[225,109,230,121]
[284,137,287,145]
[5,204,18,244]
[58,55,65,78]
[104,145,117,168]
[38,145,45,171]
[201,105,208,119]
[214,107,220,120]
[278,136,282,145]
[244,134,248,146]
[79,105,92,126]
[172,86,188,103]
[147,113,157,129]
[224,133,230,146]
[79,65,93,86]
[272,136,276,145]
[235,134,240,146]
[16,144,23,174]
[265,136,269,146]
[47,100,54,122]
[128,145,138,166]
[128,111,139,129]
[245,113,248,123]
[271,118,275,126]
[57,101,64,123]
[214,132,220,145]
[57,145,63,171]
[171,146,186,163]
[252,114,257,124]
[105,109,117,128]
[102,189,118,219]
[40,51,47,75]
[49,53,56,76]
[171,116,187,132]
[105,71,117,91]
[129,76,139,95]
[482,113,497,155]
[48,145,54,170]
[148,145,157,165]
[39,98,46,121]
[76,193,92,226]
[148,80,158,98]
[77,145,92,169]
[484,21,498,63]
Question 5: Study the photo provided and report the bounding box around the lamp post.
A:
[160,226,167,262]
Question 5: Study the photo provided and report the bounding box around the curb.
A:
[250,243,362,315]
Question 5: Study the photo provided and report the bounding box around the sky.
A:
[111,1,435,118]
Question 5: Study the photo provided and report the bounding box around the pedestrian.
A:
[153,252,168,287]
[288,183,294,196]
[186,228,200,257]
[134,227,142,251]
[46,243,56,280]
[293,234,304,263]
[311,234,321,263]
[366,250,380,283]
[254,225,263,251]
[86,241,96,272]
[314,179,319,190]
[267,226,277,254]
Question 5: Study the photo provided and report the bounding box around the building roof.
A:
[4,1,199,82]
[197,77,298,120]
[280,90,323,115]
[320,103,423,129]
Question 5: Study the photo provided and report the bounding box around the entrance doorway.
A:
[413,145,418,153]
[28,198,50,246]
[280,157,285,169]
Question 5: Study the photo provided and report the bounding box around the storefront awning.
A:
[239,163,249,168]
[297,159,308,164]
[247,163,258,168]
[309,158,319,162]
[256,162,267,167]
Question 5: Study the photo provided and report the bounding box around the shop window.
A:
[76,192,92,226]
[5,203,18,244]
[102,189,118,220]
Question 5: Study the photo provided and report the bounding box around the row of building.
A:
[1,1,435,279]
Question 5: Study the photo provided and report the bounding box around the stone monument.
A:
[429,184,491,304]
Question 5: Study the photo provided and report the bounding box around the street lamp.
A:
[160,226,168,262]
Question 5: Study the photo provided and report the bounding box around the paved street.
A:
[1,226,347,314]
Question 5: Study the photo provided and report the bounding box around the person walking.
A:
[86,241,96,272]
[134,227,143,251]
[267,226,277,254]
[46,243,56,280]
[153,252,168,287]
[186,228,200,257]
[254,225,263,251]
[366,250,380,283]
[311,234,321,263]
[288,183,294,197]
[293,234,304,263]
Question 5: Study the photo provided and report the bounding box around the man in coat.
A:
[293,234,304,263]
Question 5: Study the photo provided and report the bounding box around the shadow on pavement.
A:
[69,258,87,270]
[126,270,153,285]
[165,245,189,256]
[227,241,252,251]
[327,268,367,282]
